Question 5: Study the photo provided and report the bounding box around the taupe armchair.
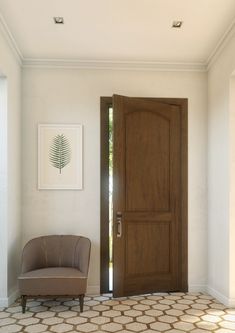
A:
[18,235,91,313]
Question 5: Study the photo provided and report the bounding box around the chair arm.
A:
[76,237,91,276]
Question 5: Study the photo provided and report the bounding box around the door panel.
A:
[126,221,170,276]
[125,110,170,211]
[113,95,187,297]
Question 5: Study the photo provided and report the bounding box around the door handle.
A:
[116,211,122,238]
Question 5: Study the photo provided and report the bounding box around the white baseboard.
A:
[0,287,19,307]
[227,298,235,307]
[86,285,100,295]
[0,297,8,307]
[188,284,207,293]
[2,284,235,308]
[207,285,233,307]
[86,284,235,307]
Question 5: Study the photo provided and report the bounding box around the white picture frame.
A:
[38,124,83,190]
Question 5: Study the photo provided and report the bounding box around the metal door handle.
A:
[116,211,122,238]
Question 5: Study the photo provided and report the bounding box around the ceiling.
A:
[0,0,235,64]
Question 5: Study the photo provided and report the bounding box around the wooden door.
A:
[113,95,187,297]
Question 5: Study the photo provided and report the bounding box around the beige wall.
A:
[22,68,208,292]
[0,27,21,305]
[208,35,235,306]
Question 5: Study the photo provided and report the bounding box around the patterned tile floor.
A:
[0,293,235,333]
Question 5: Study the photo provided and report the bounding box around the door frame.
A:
[100,96,188,294]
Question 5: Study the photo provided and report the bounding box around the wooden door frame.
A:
[100,96,188,294]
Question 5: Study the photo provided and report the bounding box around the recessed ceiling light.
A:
[54,17,64,24]
[172,21,183,28]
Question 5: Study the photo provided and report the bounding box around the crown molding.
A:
[0,5,234,73]
[206,18,235,70]
[0,13,23,65]
[22,58,207,72]
[21,18,235,72]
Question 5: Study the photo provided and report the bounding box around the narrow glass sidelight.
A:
[109,106,113,291]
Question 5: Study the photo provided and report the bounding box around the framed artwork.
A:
[38,124,83,190]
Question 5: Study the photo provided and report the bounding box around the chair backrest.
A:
[21,235,91,275]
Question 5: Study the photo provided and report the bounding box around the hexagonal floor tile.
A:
[124,309,142,317]
[196,321,219,331]
[80,310,99,318]
[66,316,87,325]
[122,299,138,306]
[29,306,48,313]
[159,315,178,323]
[24,323,48,333]
[222,314,235,321]
[0,311,10,319]
[0,317,16,326]
[50,305,69,312]
[34,311,55,319]
[57,311,77,319]
[133,304,150,311]
[50,323,73,333]
[92,304,110,311]
[136,315,155,324]
[63,300,79,307]
[0,324,23,333]
[76,323,98,332]
[1,292,235,333]
[166,309,184,316]
[152,303,170,311]
[219,320,235,330]
[6,306,22,314]
[145,309,163,317]
[201,314,221,323]
[113,315,133,324]
[42,316,63,325]
[173,321,195,331]
[113,304,130,311]
[90,316,110,325]
[180,314,200,323]
[126,322,147,332]
[101,322,122,332]
[18,317,39,326]
[102,310,121,318]
[150,322,171,331]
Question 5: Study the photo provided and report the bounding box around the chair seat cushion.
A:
[18,267,87,296]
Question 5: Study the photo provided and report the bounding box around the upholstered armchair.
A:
[18,235,91,313]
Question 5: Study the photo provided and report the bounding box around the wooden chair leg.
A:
[79,294,84,312]
[21,295,27,313]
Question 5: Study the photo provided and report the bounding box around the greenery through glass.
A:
[109,107,113,291]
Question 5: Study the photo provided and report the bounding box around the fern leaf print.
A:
[49,134,71,174]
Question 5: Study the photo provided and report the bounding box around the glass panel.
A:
[109,106,113,291]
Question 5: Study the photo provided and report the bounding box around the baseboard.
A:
[227,298,235,307]
[3,284,235,307]
[0,297,8,307]
[207,285,233,307]
[188,284,207,293]
[86,285,100,295]
[0,288,19,307]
